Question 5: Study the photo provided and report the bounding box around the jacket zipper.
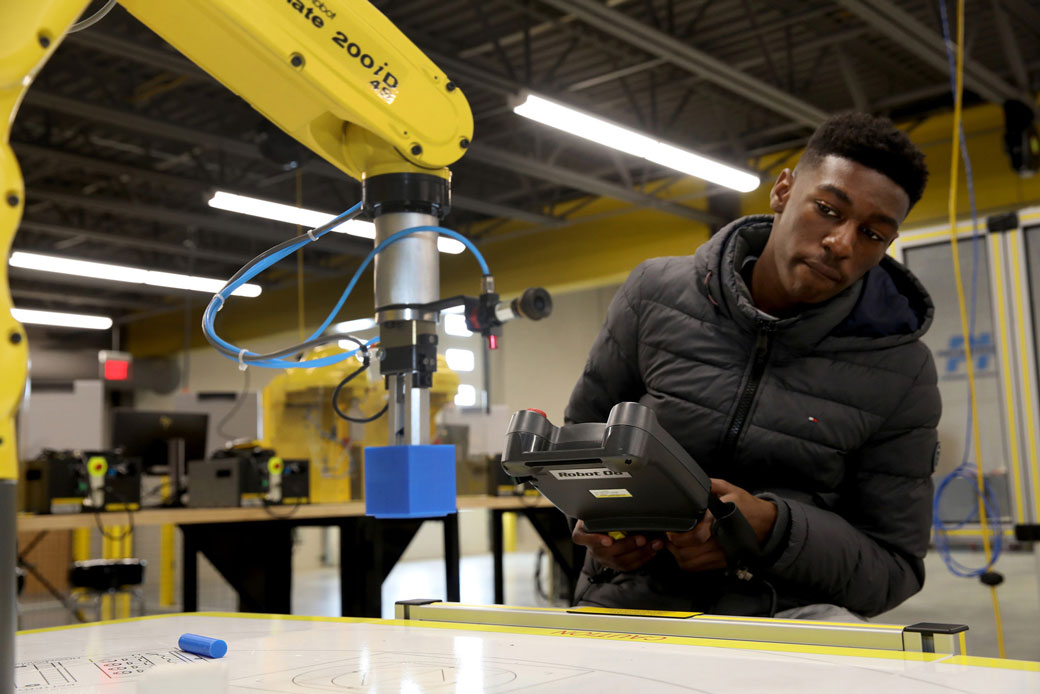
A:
[720,325,774,460]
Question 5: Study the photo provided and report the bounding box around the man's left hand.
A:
[666,478,778,573]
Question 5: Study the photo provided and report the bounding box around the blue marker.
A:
[178,633,228,659]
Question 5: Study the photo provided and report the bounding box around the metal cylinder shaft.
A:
[373,211,439,312]
[387,373,432,446]
[0,480,15,694]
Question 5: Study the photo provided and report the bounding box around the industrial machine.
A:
[1,2,551,688]
[21,450,141,514]
[111,410,209,507]
[186,457,243,509]
[188,447,309,508]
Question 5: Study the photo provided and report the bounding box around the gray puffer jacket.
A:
[566,215,940,617]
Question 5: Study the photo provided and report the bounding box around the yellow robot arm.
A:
[0,2,91,482]
[0,0,475,475]
[118,0,473,180]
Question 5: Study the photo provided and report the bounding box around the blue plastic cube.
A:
[364,445,457,518]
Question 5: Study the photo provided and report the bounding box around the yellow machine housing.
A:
[0,2,88,481]
[261,346,459,503]
[116,0,471,182]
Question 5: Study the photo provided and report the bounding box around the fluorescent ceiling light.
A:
[513,93,760,193]
[445,348,475,372]
[332,318,377,333]
[443,313,472,337]
[338,339,372,352]
[9,252,261,298]
[12,308,112,330]
[208,191,465,254]
[454,384,477,407]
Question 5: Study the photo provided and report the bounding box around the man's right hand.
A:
[572,520,664,572]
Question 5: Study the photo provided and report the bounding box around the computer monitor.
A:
[111,410,209,504]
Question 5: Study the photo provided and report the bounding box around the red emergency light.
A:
[99,350,132,382]
[103,359,130,381]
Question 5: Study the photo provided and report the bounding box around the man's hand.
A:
[572,520,664,572]
[666,478,778,573]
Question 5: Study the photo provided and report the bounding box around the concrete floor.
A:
[879,549,1040,661]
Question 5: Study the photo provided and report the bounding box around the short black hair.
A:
[799,112,928,209]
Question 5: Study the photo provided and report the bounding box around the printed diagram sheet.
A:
[14,614,1040,692]
[17,650,205,689]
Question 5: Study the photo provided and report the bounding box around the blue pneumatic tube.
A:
[178,633,228,658]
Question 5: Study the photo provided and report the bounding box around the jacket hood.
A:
[696,214,934,352]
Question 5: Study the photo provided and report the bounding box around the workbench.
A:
[14,606,1040,692]
[16,495,566,617]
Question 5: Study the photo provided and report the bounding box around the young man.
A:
[565,112,937,619]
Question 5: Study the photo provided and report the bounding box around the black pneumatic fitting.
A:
[513,287,553,321]
[979,571,1004,587]
[363,173,450,219]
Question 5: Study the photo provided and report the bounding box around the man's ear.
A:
[770,168,794,214]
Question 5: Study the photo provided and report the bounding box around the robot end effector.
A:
[374,243,554,447]
[358,160,552,448]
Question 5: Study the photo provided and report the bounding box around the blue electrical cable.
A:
[931,0,1003,577]
[202,207,490,370]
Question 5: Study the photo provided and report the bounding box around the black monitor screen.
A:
[111,410,208,471]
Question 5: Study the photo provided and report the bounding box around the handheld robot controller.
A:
[502,402,764,579]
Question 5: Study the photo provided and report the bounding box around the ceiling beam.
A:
[465,144,723,224]
[1001,0,1040,39]
[463,1,833,63]
[65,31,205,78]
[14,142,209,192]
[452,194,563,227]
[423,49,524,97]
[570,27,864,118]
[11,287,158,312]
[23,91,260,159]
[18,220,250,267]
[24,91,556,226]
[990,0,1032,93]
[26,189,369,257]
[869,82,959,111]
[12,146,346,273]
[833,46,868,111]
[458,0,631,59]
[46,32,771,224]
[537,0,828,127]
[566,58,667,92]
[834,0,1025,104]
[442,3,860,124]
[16,219,337,277]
